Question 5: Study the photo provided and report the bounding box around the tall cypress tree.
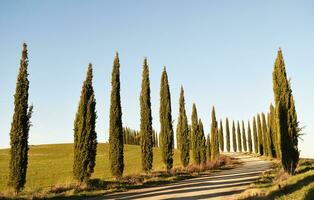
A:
[269,104,279,158]
[226,118,230,152]
[73,63,97,183]
[232,121,237,152]
[176,86,189,167]
[210,107,219,160]
[199,119,207,164]
[262,113,269,156]
[206,134,211,162]
[140,58,153,172]
[159,67,174,170]
[266,113,274,158]
[257,114,264,155]
[247,121,253,154]
[219,119,224,152]
[8,43,33,192]
[272,49,299,174]
[237,121,242,153]
[191,104,200,164]
[242,120,247,152]
[253,117,258,154]
[109,53,124,178]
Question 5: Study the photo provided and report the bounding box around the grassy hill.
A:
[0,143,181,193]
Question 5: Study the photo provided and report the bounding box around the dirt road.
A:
[97,154,272,200]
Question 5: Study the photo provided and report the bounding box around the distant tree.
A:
[199,119,207,164]
[262,113,270,156]
[242,120,247,152]
[219,119,224,152]
[176,86,190,167]
[159,67,174,170]
[253,117,259,154]
[139,58,153,172]
[266,113,274,158]
[257,114,264,155]
[225,118,231,152]
[272,49,299,174]
[232,121,237,152]
[73,63,97,183]
[269,104,279,157]
[8,43,33,192]
[237,121,242,152]
[247,121,253,154]
[206,134,211,162]
[109,53,124,179]
[191,104,200,164]
[210,107,219,160]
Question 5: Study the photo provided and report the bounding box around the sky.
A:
[0,1,313,158]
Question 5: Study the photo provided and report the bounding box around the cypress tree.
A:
[191,104,200,164]
[237,121,242,153]
[210,107,219,160]
[257,114,264,155]
[269,104,279,157]
[176,86,190,167]
[109,53,124,178]
[159,67,174,170]
[8,43,33,192]
[219,119,224,152]
[206,134,211,162]
[242,120,247,152]
[140,58,153,172]
[253,117,258,154]
[247,121,253,154]
[272,49,299,174]
[262,113,269,156]
[199,120,207,164]
[267,113,274,158]
[73,63,97,183]
[232,121,237,152]
[225,118,230,152]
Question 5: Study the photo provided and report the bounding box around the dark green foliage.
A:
[232,121,237,152]
[8,43,33,192]
[191,104,200,164]
[225,118,230,152]
[140,58,153,172]
[109,53,124,178]
[210,107,219,160]
[237,121,242,152]
[253,117,259,154]
[73,63,97,183]
[262,113,269,156]
[123,127,140,145]
[272,49,299,175]
[199,120,207,164]
[176,86,190,167]
[219,119,224,152]
[269,104,279,157]
[206,134,211,162]
[266,113,274,158]
[242,120,247,152]
[247,121,253,154]
[257,114,264,155]
[159,67,174,170]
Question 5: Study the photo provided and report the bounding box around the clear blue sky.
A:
[0,1,313,158]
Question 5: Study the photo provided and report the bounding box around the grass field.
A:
[0,143,182,194]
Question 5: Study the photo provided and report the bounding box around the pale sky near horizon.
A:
[0,1,313,158]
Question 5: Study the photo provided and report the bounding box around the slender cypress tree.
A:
[269,104,279,157]
[253,117,258,154]
[257,114,264,155]
[226,118,230,152]
[237,121,242,152]
[272,49,299,174]
[191,104,200,164]
[247,121,253,154]
[109,53,124,178]
[199,119,207,164]
[206,134,211,162]
[140,58,153,172]
[176,86,190,167]
[8,43,33,192]
[210,107,219,160]
[242,120,247,152]
[262,113,269,156]
[232,121,237,152]
[219,119,224,152]
[266,113,274,158]
[159,67,174,170]
[73,63,97,183]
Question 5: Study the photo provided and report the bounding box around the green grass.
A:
[0,143,182,194]
[238,159,314,200]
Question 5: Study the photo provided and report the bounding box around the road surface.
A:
[95,154,272,200]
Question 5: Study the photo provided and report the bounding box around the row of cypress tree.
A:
[7,44,300,192]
